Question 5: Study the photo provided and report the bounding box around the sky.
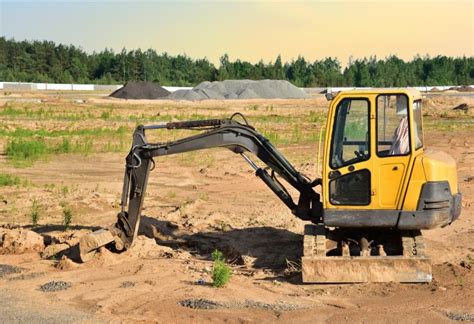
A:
[1,0,473,65]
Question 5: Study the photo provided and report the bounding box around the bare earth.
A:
[0,92,473,323]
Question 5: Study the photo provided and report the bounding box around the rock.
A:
[0,229,45,254]
[41,243,70,259]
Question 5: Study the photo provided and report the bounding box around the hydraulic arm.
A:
[114,114,322,249]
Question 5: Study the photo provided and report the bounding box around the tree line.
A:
[0,37,472,87]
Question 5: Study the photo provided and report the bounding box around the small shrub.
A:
[61,185,69,197]
[30,199,40,226]
[211,249,231,288]
[62,205,73,229]
[100,111,112,119]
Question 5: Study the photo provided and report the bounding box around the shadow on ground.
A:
[139,216,303,270]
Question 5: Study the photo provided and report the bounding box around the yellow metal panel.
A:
[378,163,405,207]
[403,155,426,210]
[422,150,458,192]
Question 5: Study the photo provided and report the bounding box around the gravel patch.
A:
[0,264,24,278]
[179,298,221,310]
[237,300,303,311]
[446,312,474,321]
[179,298,305,311]
[120,281,136,288]
[9,272,45,281]
[39,281,71,292]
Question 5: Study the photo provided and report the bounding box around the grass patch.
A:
[4,128,129,167]
[0,126,129,138]
[5,138,49,164]
[0,173,21,186]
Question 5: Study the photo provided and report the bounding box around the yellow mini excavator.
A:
[80,88,461,283]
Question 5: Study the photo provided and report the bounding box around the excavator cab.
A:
[321,89,460,228]
[79,88,461,283]
[301,89,461,282]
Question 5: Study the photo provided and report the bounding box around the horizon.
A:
[1,0,472,66]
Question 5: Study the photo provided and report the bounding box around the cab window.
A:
[330,98,370,169]
[376,94,410,156]
[413,100,423,150]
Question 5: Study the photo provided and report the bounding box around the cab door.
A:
[373,94,412,209]
[323,97,373,208]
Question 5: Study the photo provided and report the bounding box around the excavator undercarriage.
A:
[302,225,431,282]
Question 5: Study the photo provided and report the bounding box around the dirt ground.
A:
[0,91,473,323]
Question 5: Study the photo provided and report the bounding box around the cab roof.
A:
[335,88,422,101]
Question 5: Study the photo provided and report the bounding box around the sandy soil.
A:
[0,92,473,323]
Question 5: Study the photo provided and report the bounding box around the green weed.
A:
[211,249,231,288]
[0,173,20,186]
[100,110,112,120]
[30,199,40,226]
[166,190,177,199]
[62,205,73,229]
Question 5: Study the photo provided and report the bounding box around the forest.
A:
[1,37,473,87]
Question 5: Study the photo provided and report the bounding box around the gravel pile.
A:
[39,281,71,292]
[110,81,170,99]
[167,80,308,100]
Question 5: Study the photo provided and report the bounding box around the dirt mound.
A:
[449,85,474,92]
[0,228,44,254]
[167,80,308,100]
[110,81,170,99]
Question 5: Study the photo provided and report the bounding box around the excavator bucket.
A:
[79,229,116,262]
[301,225,432,283]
